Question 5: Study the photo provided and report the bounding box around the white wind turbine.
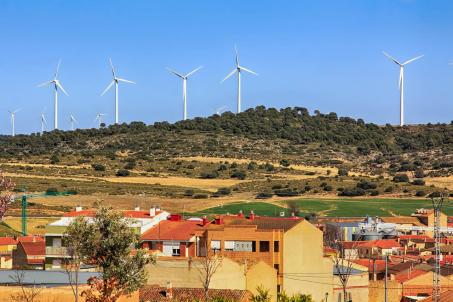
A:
[101,58,135,124]
[95,113,107,128]
[69,114,78,131]
[222,46,257,113]
[167,66,203,120]
[383,51,424,126]
[37,60,68,130]
[215,105,227,115]
[9,109,20,137]
[40,110,47,134]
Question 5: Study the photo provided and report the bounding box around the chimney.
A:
[250,210,255,221]
[75,206,83,212]
[238,210,244,218]
[149,207,156,217]
[32,236,36,243]
[214,216,223,225]
[166,282,173,298]
[202,216,208,226]
[134,206,140,211]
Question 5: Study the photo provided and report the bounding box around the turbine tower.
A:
[95,113,106,128]
[167,66,202,120]
[9,109,20,137]
[101,58,135,124]
[69,114,77,131]
[222,46,257,113]
[37,60,68,130]
[40,111,47,134]
[383,51,423,126]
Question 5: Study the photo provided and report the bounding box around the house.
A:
[44,206,169,269]
[140,215,203,257]
[419,289,453,301]
[398,235,435,251]
[140,285,251,302]
[333,261,369,302]
[356,240,402,258]
[12,238,45,269]
[411,209,448,237]
[198,213,333,302]
[0,237,17,269]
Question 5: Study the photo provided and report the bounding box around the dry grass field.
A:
[2,217,58,235]
[424,176,453,190]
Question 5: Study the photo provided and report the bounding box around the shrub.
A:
[200,171,219,179]
[218,164,227,171]
[339,187,366,197]
[338,167,349,176]
[414,168,425,178]
[415,190,426,197]
[256,192,273,199]
[247,161,257,170]
[124,161,136,170]
[393,174,409,183]
[429,191,442,198]
[91,163,106,171]
[384,186,394,193]
[369,190,379,196]
[193,193,208,199]
[412,179,425,186]
[323,185,333,191]
[184,189,194,197]
[356,180,377,190]
[274,189,300,197]
[116,169,130,177]
[231,170,246,180]
[280,159,290,167]
[216,187,231,196]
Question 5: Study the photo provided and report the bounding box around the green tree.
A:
[75,204,154,302]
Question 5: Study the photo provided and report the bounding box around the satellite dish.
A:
[280,211,285,217]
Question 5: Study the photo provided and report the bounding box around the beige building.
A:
[146,257,277,301]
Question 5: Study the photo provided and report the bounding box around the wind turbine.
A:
[37,60,68,130]
[101,58,135,124]
[383,51,424,126]
[167,66,202,120]
[40,110,47,134]
[215,106,227,115]
[95,113,107,128]
[69,114,77,131]
[222,46,257,113]
[9,109,20,137]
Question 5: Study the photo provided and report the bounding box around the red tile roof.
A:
[342,241,365,249]
[357,240,401,249]
[399,235,434,242]
[208,215,303,232]
[420,290,453,302]
[352,259,386,272]
[141,220,201,241]
[394,269,427,283]
[20,241,45,257]
[18,236,44,243]
[0,237,17,245]
[140,286,251,302]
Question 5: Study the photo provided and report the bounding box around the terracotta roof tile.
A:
[18,236,44,243]
[210,215,303,232]
[395,269,427,283]
[20,241,45,257]
[0,237,17,245]
[357,240,401,249]
[420,290,453,302]
[141,220,201,241]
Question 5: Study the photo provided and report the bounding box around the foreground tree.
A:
[0,172,15,220]
[198,247,223,301]
[9,270,42,302]
[68,204,154,302]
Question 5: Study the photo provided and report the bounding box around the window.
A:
[172,247,181,256]
[224,241,235,251]
[274,264,280,273]
[211,240,221,251]
[234,241,253,252]
[260,241,270,252]
[252,241,256,252]
[274,241,279,252]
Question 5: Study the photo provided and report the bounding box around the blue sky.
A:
[1,0,453,134]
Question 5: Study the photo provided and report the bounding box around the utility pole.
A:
[384,254,388,302]
[432,194,447,302]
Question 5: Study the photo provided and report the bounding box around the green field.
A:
[196,198,453,217]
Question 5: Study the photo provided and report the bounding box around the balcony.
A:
[45,246,70,257]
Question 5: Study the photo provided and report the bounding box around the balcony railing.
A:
[45,246,70,257]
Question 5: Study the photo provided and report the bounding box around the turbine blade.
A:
[56,82,69,96]
[55,59,62,78]
[117,78,135,84]
[234,44,239,66]
[382,51,401,65]
[166,67,184,78]
[402,54,424,65]
[101,80,115,95]
[239,66,258,75]
[221,69,237,82]
[109,58,116,78]
[185,66,203,78]
[36,81,53,87]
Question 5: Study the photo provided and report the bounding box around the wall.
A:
[333,273,369,302]
[282,220,333,302]
[368,280,402,302]
[246,260,277,302]
[0,286,138,302]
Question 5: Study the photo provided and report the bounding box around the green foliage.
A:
[393,174,409,183]
[200,171,219,179]
[338,167,349,176]
[277,292,314,302]
[279,159,290,167]
[252,286,272,302]
[412,179,426,186]
[91,163,106,171]
[231,170,246,180]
